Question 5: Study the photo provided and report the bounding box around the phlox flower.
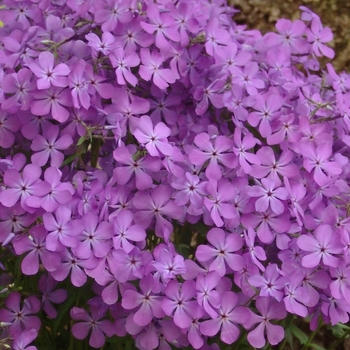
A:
[248,264,289,302]
[248,178,288,216]
[70,306,115,348]
[189,132,236,180]
[85,31,117,56]
[203,179,238,227]
[196,271,222,318]
[122,274,165,327]
[140,4,180,50]
[133,185,183,240]
[30,124,73,167]
[196,228,244,277]
[12,328,38,350]
[0,292,41,337]
[109,48,140,86]
[93,0,133,32]
[200,291,250,344]
[51,248,98,287]
[113,145,161,190]
[246,297,287,348]
[306,17,335,58]
[38,274,67,319]
[264,18,308,54]
[31,86,72,123]
[73,213,113,259]
[302,143,343,186]
[112,210,146,253]
[0,164,51,213]
[133,115,173,157]
[27,51,70,90]
[42,205,82,251]
[247,93,283,137]
[297,224,343,268]
[139,48,176,90]
[26,167,75,213]
[12,225,61,275]
[162,280,198,329]
[153,244,187,281]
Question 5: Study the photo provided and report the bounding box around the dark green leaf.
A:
[77,136,86,146]
[310,343,327,350]
[290,324,308,344]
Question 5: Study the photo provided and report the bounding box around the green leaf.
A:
[290,324,308,344]
[328,323,349,338]
[285,327,294,349]
[310,343,327,350]
[62,153,77,166]
[53,291,77,335]
[77,136,86,146]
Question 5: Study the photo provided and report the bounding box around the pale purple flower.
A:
[112,210,146,253]
[200,291,250,344]
[248,264,289,302]
[0,164,51,213]
[109,48,140,86]
[38,274,67,319]
[297,224,343,268]
[71,306,115,348]
[246,297,287,348]
[162,280,198,329]
[133,115,173,157]
[196,271,221,318]
[189,132,236,180]
[42,205,82,251]
[248,178,288,215]
[203,179,238,227]
[306,17,335,58]
[0,292,40,337]
[139,48,176,90]
[196,228,244,277]
[12,225,61,275]
[140,4,180,50]
[122,274,165,327]
[27,51,70,90]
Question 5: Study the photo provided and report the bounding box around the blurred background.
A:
[231,0,350,71]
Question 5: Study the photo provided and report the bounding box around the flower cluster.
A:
[0,0,349,349]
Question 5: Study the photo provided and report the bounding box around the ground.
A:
[231,0,350,71]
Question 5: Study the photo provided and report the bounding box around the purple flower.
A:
[196,271,221,318]
[71,306,115,348]
[248,264,289,302]
[297,224,343,268]
[73,213,113,259]
[133,115,173,157]
[109,48,140,86]
[200,291,250,344]
[306,17,334,58]
[112,210,146,253]
[27,51,70,90]
[0,292,41,337]
[246,297,287,348]
[140,4,180,50]
[38,274,67,319]
[196,228,244,277]
[203,179,238,227]
[0,163,51,212]
[139,48,176,90]
[248,178,288,216]
[12,328,38,350]
[122,274,165,327]
[12,225,61,275]
[162,280,198,329]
